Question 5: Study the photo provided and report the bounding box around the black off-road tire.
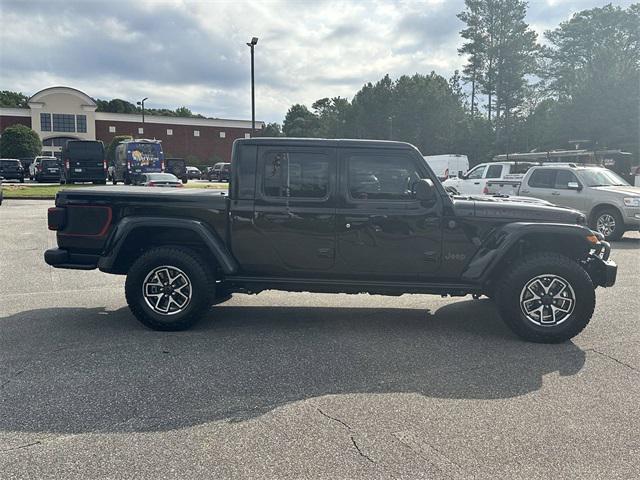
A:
[591,207,624,241]
[495,252,595,343]
[125,247,215,331]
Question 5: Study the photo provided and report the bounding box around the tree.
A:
[540,4,640,156]
[457,0,485,116]
[106,135,133,164]
[0,124,41,158]
[0,90,29,108]
[311,97,351,138]
[262,122,283,137]
[282,104,320,137]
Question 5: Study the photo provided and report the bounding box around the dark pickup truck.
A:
[45,138,617,343]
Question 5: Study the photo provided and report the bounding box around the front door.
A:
[335,148,442,280]
[251,146,337,275]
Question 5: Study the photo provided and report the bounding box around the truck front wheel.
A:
[125,247,215,331]
[495,253,595,343]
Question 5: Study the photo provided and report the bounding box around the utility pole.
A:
[246,37,258,134]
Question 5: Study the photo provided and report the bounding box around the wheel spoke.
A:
[142,265,193,316]
[520,274,575,327]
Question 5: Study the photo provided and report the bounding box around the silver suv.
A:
[518,165,640,240]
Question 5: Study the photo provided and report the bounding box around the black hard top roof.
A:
[235,137,417,150]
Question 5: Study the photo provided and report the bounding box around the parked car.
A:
[186,166,202,180]
[61,140,107,184]
[486,164,640,241]
[30,156,57,180]
[165,158,188,184]
[0,159,25,182]
[423,154,469,181]
[45,138,617,343]
[34,158,61,182]
[111,139,164,185]
[139,173,183,187]
[443,161,535,195]
[206,162,230,182]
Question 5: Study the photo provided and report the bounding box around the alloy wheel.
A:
[142,265,192,315]
[519,274,575,327]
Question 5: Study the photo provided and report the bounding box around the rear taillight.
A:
[483,186,489,194]
[127,161,131,171]
[161,161,165,172]
[48,207,66,231]
[65,160,70,170]
[148,181,157,186]
[103,160,107,170]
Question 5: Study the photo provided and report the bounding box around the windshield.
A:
[579,168,630,187]
[42,160,58,167]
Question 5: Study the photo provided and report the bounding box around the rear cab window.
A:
[262,150,331,199]
[485,164,503,179]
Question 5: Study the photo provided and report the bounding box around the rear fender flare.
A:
[98,216,238,274]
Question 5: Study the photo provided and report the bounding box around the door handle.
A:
[474,182,480,185]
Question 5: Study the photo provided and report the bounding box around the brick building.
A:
[0,86,264,163]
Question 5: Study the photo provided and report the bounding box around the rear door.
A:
[252,146,337,274]
[520,169,557,202]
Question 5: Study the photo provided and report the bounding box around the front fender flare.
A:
[97,216,238,274]
[462,222,595,284]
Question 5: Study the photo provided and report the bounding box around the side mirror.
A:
[567,181,581,191]
[458,170,464,178]
[414,178,437,202]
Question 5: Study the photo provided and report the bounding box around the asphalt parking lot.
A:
[1,200,639,479]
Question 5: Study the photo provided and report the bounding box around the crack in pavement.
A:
[0,441,41,453]
[350,436,375,463]
[588,348,638,373]
[316,407,375,464]
[316,407,351,430]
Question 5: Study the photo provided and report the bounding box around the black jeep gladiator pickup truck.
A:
[45,138,617,343]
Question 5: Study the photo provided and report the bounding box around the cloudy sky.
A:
[0,0,633,122]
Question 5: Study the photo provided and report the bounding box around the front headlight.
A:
[623,197,640,207]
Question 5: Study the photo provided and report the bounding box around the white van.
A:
[423,154,469,181]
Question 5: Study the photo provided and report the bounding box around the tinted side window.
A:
[555,170,579,189]
[263,151,329,199]
[347,154,423,201]
[467,165,486,179]
[528,169,557,188]
[486,164,503,179]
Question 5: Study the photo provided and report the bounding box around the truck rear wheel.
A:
[125,247,215,331]
[495,253,595,343]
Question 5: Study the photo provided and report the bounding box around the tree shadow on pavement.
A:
[0,299,585,434]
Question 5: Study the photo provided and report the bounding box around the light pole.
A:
[246,37,258,134]
[137,97,148,131]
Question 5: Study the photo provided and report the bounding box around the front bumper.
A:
[584,240,617,287]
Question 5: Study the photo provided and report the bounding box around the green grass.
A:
[3,181,228,199]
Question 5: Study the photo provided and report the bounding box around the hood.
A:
[452,196,586,225]
[592,185,640,196]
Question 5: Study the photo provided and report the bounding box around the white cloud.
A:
[0,0,631,122]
